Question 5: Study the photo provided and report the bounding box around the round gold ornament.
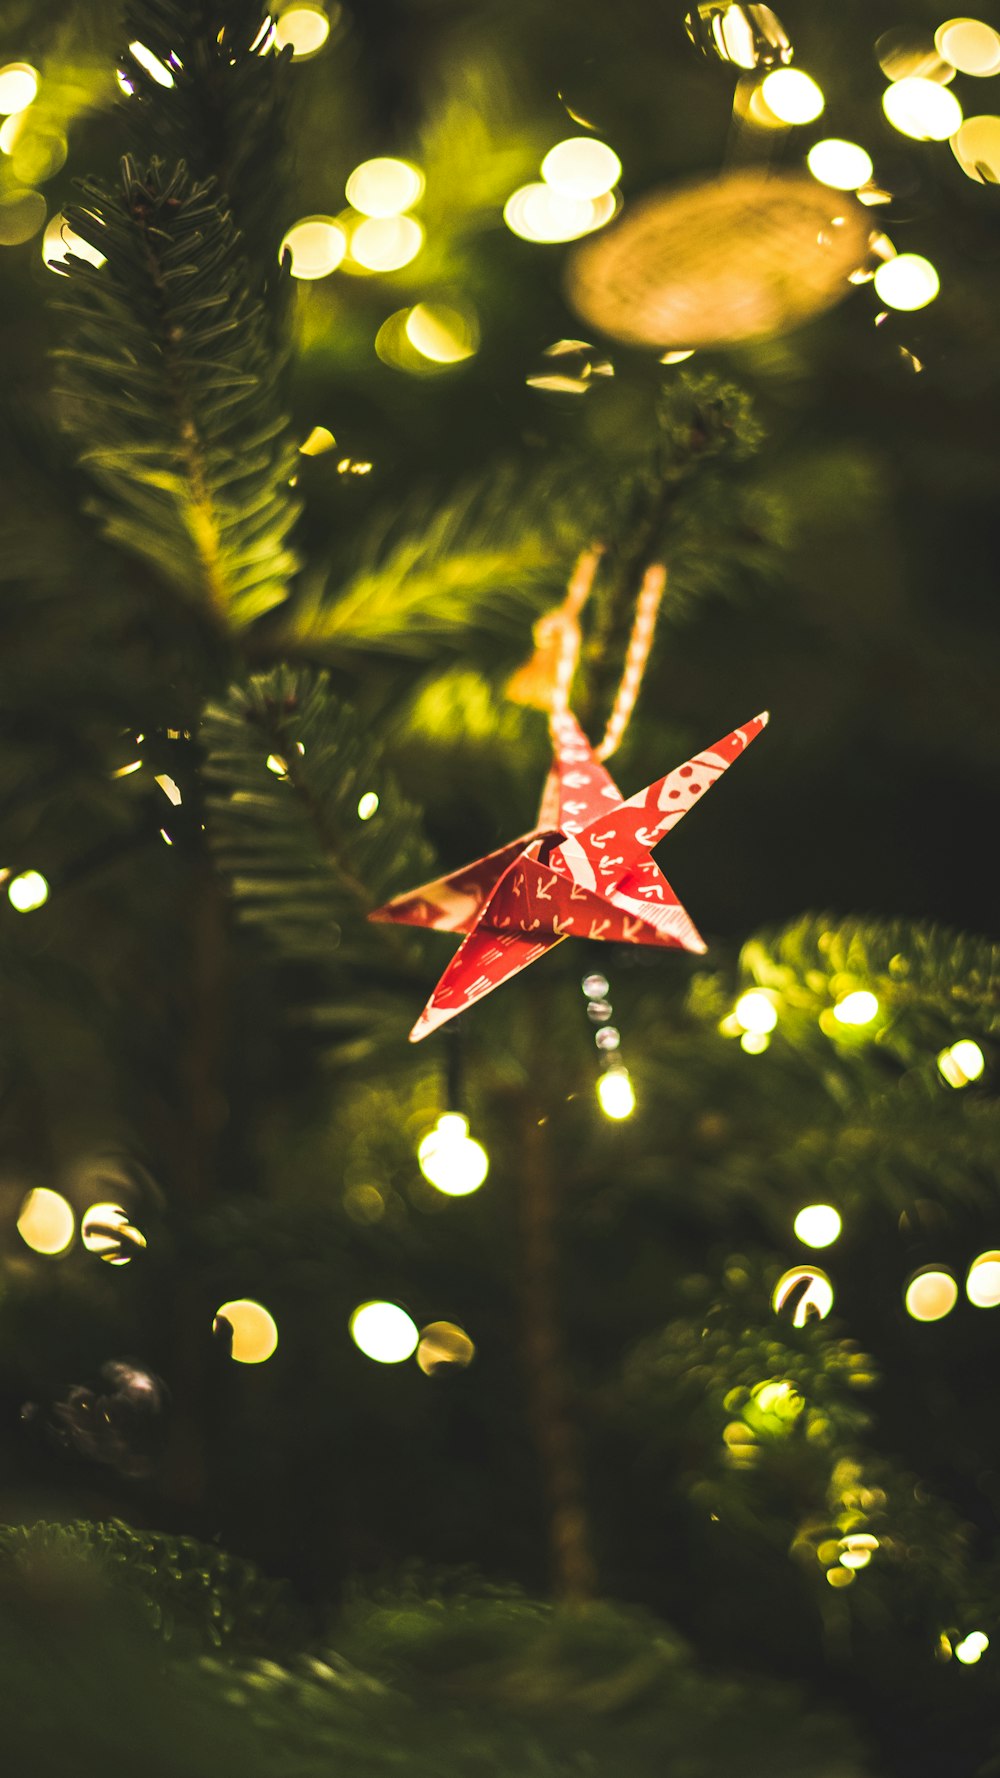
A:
[565,170,871,348]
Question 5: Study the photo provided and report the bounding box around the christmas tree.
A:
[2,3,1000,1773]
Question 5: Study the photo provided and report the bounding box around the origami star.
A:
[371,708,769,1041]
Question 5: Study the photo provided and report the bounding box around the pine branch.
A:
[200,664,433,977]
[282,468,579,662]
[51,155,300,628]
[120,0,292,299]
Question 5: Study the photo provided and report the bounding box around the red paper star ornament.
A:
[370,708,769,1041]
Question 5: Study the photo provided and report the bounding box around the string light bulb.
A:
[904,1267,958,1322]
[540,137,622,200]
[734,990,778,1034]
[832,990,879,1026]
[759,68,825,125]
[357,791,379,820]
[416,1321,476,1374]
[274,3,332,59]
[0,63,39,115]
[349,1300,418,1363]
[935,19,1000,76]
[7,869,49,912]
[938,1039,986,1087]
[503,183,616,243]
[794,1204,842,1249]
[214,1298,279,1363]
[417,1113,489,1196]
[128,41,175,88]
[349,214,423,271]
[280,216,346,279]
[955,1631,990,1664]
[81,1201,147,1265]
[873,253,940,311]
[404,302,479,363]
[772,1265,834,1325]
[16,1187,75,1255]
[882,77,962,142]
[966,1252,1000,1309]
[345,157,424,217]
[597,1067,636,1120]
[806,138,874,191]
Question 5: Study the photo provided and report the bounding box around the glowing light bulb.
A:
[16,1187,74,1255]
[794,1204,842,1249]
[349,214,423,271]
[42,215,108,270]
[416,1320,476,1374]
[904,1267,958,1322]
[349,1300,418,1363]
[597,1069,636,1120]
[0,63,39,115]
[938,1039,986,1087]
[956,1634,988,1664]
[839,1533,879,1570]
[806,138,874,191]
[81,1201,147,1265]
[404,302,479,363]
[832,990,879,1026]
[882,77,962,142]
[128,41,175,87]
[214,1298,279,1363]
[734,990,778,1034]
[357,791,379,820]
[740,1031,771,1054]
[346,157,424,217]
[299,425,336,456]
[935,19,1000,76]
[280,216,346,279]
[873,253,939,311]
[760,68,825,125]
[274,3,332,58]
[417,1112,489,1196]
[772,1265,834,1326]
[7,869,48,912]
[952,114,1000,183]
[966,1252,1000,1309]
[541,137,622,200]
[503,183,616,243]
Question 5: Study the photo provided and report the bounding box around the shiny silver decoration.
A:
[684,4,792,71]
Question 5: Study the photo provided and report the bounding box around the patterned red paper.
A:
[370,709,768,1041]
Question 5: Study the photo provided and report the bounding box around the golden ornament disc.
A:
[565,171,871,347]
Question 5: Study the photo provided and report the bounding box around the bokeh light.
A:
[7,869,49,911]
[274,2,332,59]
[503,183,616,243]
[405,302,479,363]
[660,348,696,363]
[299,424,336,456]
[952,114,1000,183]
[955,1631,990,1664]
[540,137,621,200]
[16,1187,75,1255]
[357,791,379,820]
[214,1298,279,1364]
[839,1533,879,1570]
[882,77,963,142]
[345,157,424,217]
[81,1201,147,1265]
[873,253,940,311]
[938,1038,986,1086]
[42,214,107,270]
[0,63,39,115]
[0,189,46,247]
[349,1300,418,1363]
[416,1320,476,1374]
[349,214,423,271]
[935,18,1000,76]
[740,1031,771,1055]
[904,1267,958,1322]
[128,41,175,88]
[806,138,874,190]
[772,1265,835,1326]
[417,1112,489,1196]
[280,216,346,279]
[759,69,825,125]
[597,1068,636,1120]
[832,990,879,1026]
[794,1204,842,1249]
[876,27,956,83]
[734,990,778,1034]
[966,1252,1000,1309]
